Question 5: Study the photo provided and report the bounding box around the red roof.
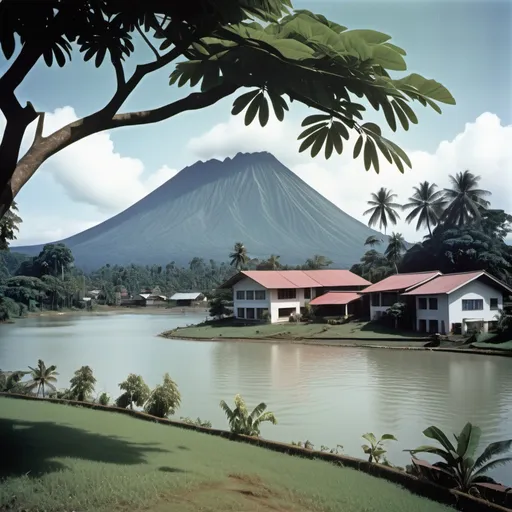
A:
[360,271,441,294]
[220,270,371,290]
[402,271,512,295]
[309,292,362,306]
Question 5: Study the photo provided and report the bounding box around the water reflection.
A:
[1,315,511,484]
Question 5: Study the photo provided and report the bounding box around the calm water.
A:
[1,313,511,483]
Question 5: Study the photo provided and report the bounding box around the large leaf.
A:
[473,457,512,478]
[474,440,512,470]
[341,29,392,45]
[371,45,407,71]
[394,73,456,104]
[362,433,377,445]
[456,423,482,459]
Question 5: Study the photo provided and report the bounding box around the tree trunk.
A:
[426,215,432,237]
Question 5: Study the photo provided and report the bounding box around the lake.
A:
[1,313,511,483]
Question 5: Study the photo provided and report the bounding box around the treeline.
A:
[352,172,512,284]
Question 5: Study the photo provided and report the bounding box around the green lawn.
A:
[165,320,426,341]
[472,340,512,351]
[0,398,451,512]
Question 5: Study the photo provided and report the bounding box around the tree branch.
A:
[105,83,239,129]
[136,25,160,60]
[111,57,126,88]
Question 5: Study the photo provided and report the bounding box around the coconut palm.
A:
[442,171,491,227]
[403,181,447,236]
[229,242,249,270]
[267,254,281,270]
[385,233,406,273]
[363,187,401,234]
[364,235,383,248]
[406,423,512,493]
[69,365,97,402]
[0,369,29,392]
[25,359,59,397]
[220,394,277,436]
[305,254,332,269]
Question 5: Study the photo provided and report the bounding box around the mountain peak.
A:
[14,152,380,269]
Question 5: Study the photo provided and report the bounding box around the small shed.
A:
[169,292,206,307]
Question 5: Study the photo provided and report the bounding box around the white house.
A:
[401,270,512,335]
[360,271,442,321]
[220,270,371,324]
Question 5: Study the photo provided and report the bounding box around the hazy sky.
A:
[2,0,511,247]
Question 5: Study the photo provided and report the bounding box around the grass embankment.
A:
[0,398,452,512]
[164,320,427,342]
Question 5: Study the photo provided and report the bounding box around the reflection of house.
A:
[220,270,370,324]
[402,270,512,335]
[169,292,206,307]
[139,294,167,307]
[360,271,441,321]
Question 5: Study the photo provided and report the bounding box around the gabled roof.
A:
[309,292,362,306]
[140,294,167,300]
[402,271,512,296]
[170,292,204,301]
[219,270,371,290]
[360,271,442,294]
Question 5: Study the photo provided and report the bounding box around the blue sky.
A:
[2,0,511,246]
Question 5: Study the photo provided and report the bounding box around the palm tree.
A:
[364,235,383,248]
[442,170,491,226]
[229,242,249,271]
[267,254,281,270]
[403,181,447,236]
[385,233,406,273]
[25,359,59,397]
[220,394,277,436]
[69,365,97,402]
[363,187,401,234]
[304,254,332,269]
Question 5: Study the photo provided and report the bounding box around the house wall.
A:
[415,294,450,334]
[369,292,402,320]
[448,280,503,333]
[233,278,271,321]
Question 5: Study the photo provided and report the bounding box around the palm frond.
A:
[474,440,512,469]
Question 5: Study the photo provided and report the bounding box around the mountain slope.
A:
[14,152,384,269]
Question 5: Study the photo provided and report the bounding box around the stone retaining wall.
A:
[0,393,509,512]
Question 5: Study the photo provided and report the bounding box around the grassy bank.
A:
[163,320,427,342]
[0,398,452,512]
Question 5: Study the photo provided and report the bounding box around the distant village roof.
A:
[402,271,512,296]
[309,292,361,306]
[169,292,204,301]
[220,270,370,290]
[360,271,441,294]
[139,293,167,300]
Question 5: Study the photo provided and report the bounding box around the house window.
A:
[237,308,245,318]
[278,288,296,300]
[462,299,483,311]
[304,288,311,299]
[246,290,254,300]
[236,290,245,300]
[246,308,255,319]
[371,294,380,307]
[490,298,499,310]
[418,298,427,310]
[429,298,438,310]
[255,290,266,300]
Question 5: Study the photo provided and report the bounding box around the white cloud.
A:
[14,216,100,246]
[8,107,178,213]
[188,112,512,244]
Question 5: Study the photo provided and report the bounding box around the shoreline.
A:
[26,306,209,318]
[160,333,512,358]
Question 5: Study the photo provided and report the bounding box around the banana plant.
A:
[362,432,397,463]
[405,423,512,492]
[220,394,277,436]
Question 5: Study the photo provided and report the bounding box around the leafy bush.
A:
[98,392,110,406]
[144,373,181,418]
[406,423,512,493]
[0,296,19,321]
[261,310,271,323]
[362,433,397,463]
[69,365,96,402]
[117,374,150,410]
[180,417,212,428]
[220,394,277,436]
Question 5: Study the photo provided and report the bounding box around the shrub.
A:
[98,392,110,406]
[180,417,212,428]
[144,373,181,418]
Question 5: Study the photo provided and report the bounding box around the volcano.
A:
[14,152,383,269]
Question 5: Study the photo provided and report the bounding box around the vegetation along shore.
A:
[1,361,511,511]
